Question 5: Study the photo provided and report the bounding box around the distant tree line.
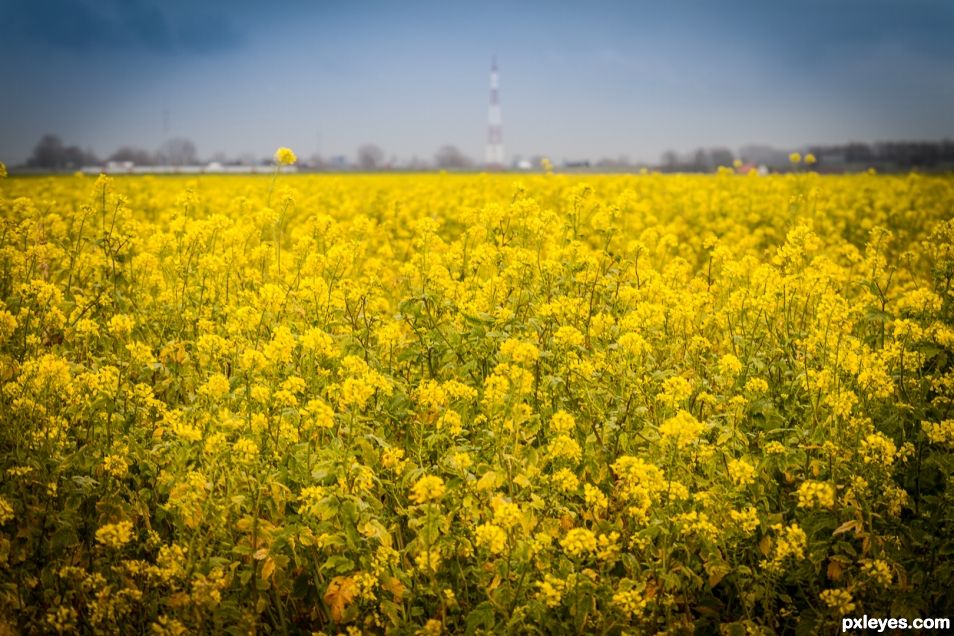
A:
[26,135,100,170]
[24,134,201,169]
[21,133,954,173]
[806,140,954,170]
[21,135,484,172]
[111,138,199,166]
[658,140,954,173]
[659,147,736,172]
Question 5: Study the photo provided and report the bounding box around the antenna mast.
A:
[485,56,504,168]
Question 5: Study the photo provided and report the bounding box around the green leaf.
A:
[321,555,355,574]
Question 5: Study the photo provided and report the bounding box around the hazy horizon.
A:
[2,0,953,166]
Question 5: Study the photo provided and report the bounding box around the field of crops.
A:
[0,167,952,634]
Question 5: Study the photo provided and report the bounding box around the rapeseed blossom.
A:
[796,480,837,509]
[730,506,760,534]
[561,528,597,557]
[727,458,756,486]
[820,589,856,615]
[535,575,566,607]
[96,521,134,549]
[273,147,297,166]
[409,475,445,504]
[659,410,705,448]
[0,497,13,525]
[475,523,507,555]
[0,170,951,633]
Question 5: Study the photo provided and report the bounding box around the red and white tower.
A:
[485,56,504,168]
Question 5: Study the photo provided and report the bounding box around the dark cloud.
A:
[116,1,176,53]
[1,0,119,50]
[1,0,241,54]
[173,11,243,55]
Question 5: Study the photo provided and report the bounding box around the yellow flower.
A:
[535,574,566,607]
[659,410,704,448]
[923,420,954,447]
[789,152,802,164]
[409,475,445,504]
[96,521,134,549]
[126,341,155,367]
[658,376,693,407]
[475,522,507,555]
[0,162,7,177]
[415,379,447,410]
[500,338,540,365]
[165,410,202,442]
[491,498,522,529]
[861,558,892,587]
[675,510,719,540]
[583,483,609,513]
[549,410,576,433]
[305,399,336,430]
[151,615,188,636]
[437,410,463,435]
[0,310,17,343]
[108,314,136,337]
[300,327,335,356]
[0,496,13,524]
[7,159,954,628]
[718,354,743,377]
[730,506,760,534]
[796,480,836,509]
[548,434,582,462]
[551,468,580,492]
[338,377,376,409]
[274,146,297,166]
[381,447,406,471]
[415,548,442,573]
[198,373,230,400]
[449,450,472,470]
[264,325,296,365]
[860,432,896,465]
[234,438,258,462]
[553,325,584,348]
[560,527,597,558]
[767,523,807,569]
[612,584,646,618]
[819,588,855,616]
[727,458,756,486]
[103,455,129,478]
[348,463,376,494]
[239,348,267,373]
[298,486,327,518]
[617,332,649,357]
[597,531,621,562]
[744,378,768,394]
[442,380,477,401]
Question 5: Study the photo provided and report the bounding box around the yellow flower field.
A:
[1,169,953,634]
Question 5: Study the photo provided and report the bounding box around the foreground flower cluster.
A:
[0,170,952,634]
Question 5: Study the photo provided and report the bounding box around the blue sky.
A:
[1,0,953,164]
